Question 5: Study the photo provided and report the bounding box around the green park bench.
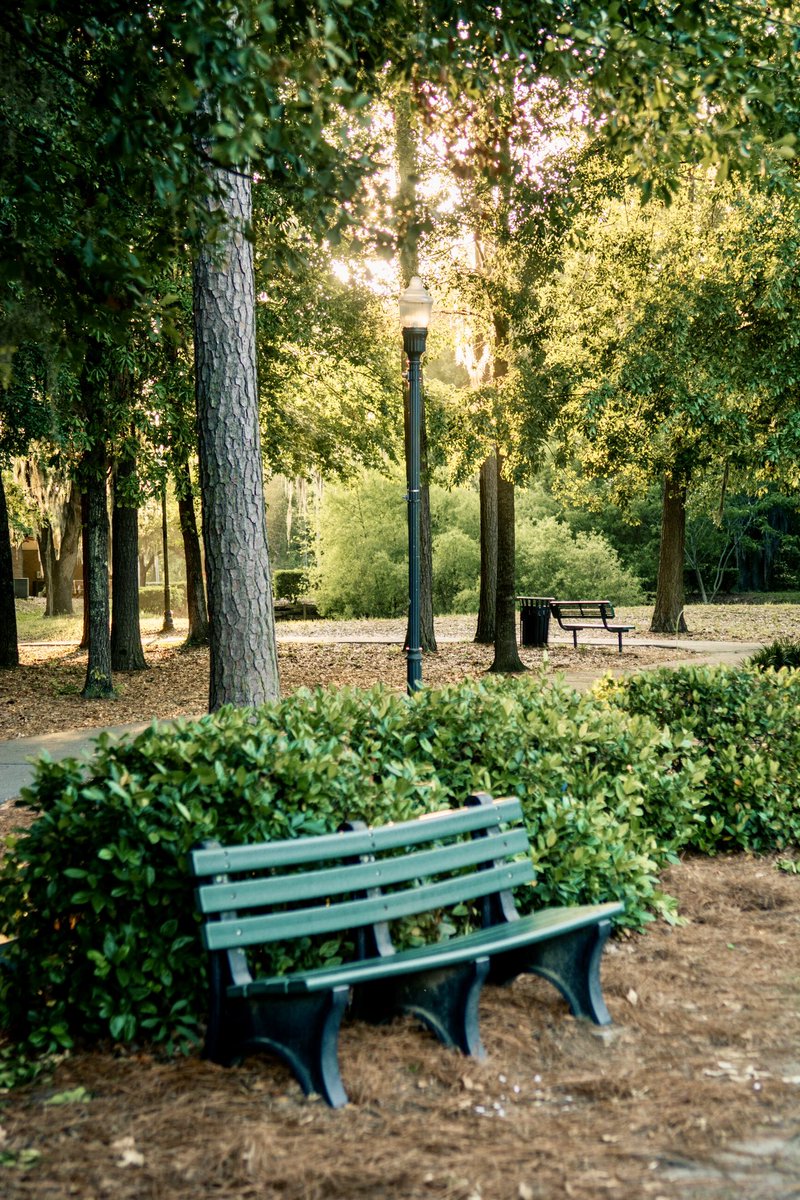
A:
[190,793,624,1107]
[550,600,635,653]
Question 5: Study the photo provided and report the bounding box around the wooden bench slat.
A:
[202,859,535,951]
[196,827,531,914]
[230,901,626,996]
[190,797,524,877]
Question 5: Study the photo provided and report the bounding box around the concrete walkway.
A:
[0,636,761,805]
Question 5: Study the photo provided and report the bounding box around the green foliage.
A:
[314,472,642,616]
[0,695,445,1057]
[273,569,311,603]
[138,583,185,617]
[4,666,799,1065]
[599,666,800,854]
[748,639,800,671]
[516,517,643,603]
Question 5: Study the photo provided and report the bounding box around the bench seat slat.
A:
[196,827,530,914]
[190,797,524,877]
[228,901,626,996]
[202,859,535,951]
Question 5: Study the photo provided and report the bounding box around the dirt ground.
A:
[1,615,799,1197]
[0,638,684,741]
[0,855,798,1199]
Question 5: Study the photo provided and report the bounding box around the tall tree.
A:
[110,428,147,672]
[194,164,279,708]
[545,174,800,632]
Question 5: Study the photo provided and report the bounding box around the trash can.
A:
[518,596,554,648]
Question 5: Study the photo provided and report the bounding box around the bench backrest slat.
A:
[202,859,535,951]
[196,826,530,915]
[190,797,523,877]
[551,600,614,620]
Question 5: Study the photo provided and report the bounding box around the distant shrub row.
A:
[138,583,186,616]
[1,664,798,1069]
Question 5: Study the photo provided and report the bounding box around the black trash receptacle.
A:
[518,596,554,647]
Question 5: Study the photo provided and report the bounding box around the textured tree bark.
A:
[110,449,146,671]
[175,457,209,647]
[81,440,113,697]
[397,94,437,654]
[489,456,526,674]
[39,481,81,617]
[475,452,498,643]
[0,471,19,668]
[194,163,279,709]
[79,491,89,649]
[650,474,689,634]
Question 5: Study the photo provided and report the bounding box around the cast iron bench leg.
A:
[572,629,578,648]
[353,957,490,1057]
[488,920,614,1026]
[207,986,350,1108]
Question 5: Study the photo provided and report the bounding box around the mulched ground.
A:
[0,639,682,741]
[1,855,799,1199]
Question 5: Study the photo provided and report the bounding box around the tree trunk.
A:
[175,458,209,647]
[110,448,146,671]
[0,470,19,668]
[44,481,82,616]
[650,474,689,634]
[38,523,55,615]
[397,92,436,653]
[81,440,113,697]
[79,491,89,649]
[194,162,279,709]
[475,452,498,643]
[489,456,525,674]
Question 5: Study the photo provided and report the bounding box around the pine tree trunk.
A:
[81,441,113,697]
[650,474,689,634]
[475,452,498,643]
[194,163,279,709]
[489,457,525,674]
[175,458,209,647]
[0,470,19,668]
[110,450,146,671]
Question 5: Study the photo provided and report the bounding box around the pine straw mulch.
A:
[0,639,684,741]
[1,855,799,1199]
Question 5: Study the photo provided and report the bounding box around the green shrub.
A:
[0,693,443,1057]
[598,665,800,853]
[748,638,800,671]
[432,528,480,614]
[516,517,644,603]
[0,677,701,1062]
[138,583,186,616]
[402,675,703,915]
[273,569,311,602]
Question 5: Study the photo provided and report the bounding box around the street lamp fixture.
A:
[399,275,433,694]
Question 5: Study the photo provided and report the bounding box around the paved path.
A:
[0,637,761,805]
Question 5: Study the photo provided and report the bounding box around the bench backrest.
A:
[551,600,614,621]
[190,794,532,954]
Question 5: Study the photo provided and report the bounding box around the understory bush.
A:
[598,665,800,853]
[0,676,696,1060]
[138,583,186,616]
[2,666,797,1068]
[748,638,800,671]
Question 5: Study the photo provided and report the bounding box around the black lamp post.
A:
[399,276,433,693]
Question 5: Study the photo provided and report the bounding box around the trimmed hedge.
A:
[1,666,798,1071]
[138,583,186,616]
[273,569,310,602]
[597,665,800,853]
